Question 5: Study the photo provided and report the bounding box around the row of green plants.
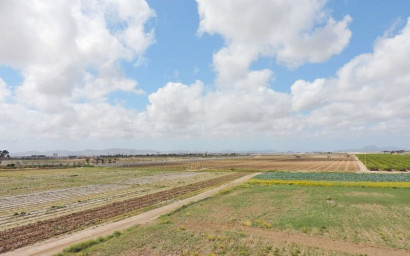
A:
[356,154,410,171]
[254,171,410,182]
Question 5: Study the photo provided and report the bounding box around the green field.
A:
[254,172,410,182]
[356,154,410,171]
[58,183,410,256]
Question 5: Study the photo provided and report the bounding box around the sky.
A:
[0,0,410,153]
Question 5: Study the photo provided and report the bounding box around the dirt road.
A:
[2,173,260,256]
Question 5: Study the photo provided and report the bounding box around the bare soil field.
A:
[186,154,359,172]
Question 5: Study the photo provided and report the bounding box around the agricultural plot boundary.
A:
[251,172,410,188]
[0,172,246,253]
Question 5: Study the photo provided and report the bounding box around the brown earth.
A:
[187,154,359,172]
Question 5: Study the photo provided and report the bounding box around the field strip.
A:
[0,184,126,210]
[1,172,260,256]
[182,222,410,256]
[249,179,410,188]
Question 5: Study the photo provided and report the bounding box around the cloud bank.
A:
[0,0,409,151]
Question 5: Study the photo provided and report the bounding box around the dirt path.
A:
[353,155,369,172]
[184,222,410,256]
[1,173,260,256]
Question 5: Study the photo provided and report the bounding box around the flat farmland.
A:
[0,154,382,255]
[0,166,230,232]
[0,154,360,232]
[57,183,410,256]
[187,154,359,172]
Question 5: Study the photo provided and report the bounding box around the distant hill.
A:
[336,145,405,153]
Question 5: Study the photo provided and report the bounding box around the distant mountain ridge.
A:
[10,145,407,157]
[336,145,406,153]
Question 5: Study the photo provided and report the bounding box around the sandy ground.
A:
[2,173,260,256]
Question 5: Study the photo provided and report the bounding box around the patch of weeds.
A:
[290,242,301,256]
[219,188,235,195]
[166,202,193,216]
[235,244,251,256]
[254,219,272,228]
[227,217,237,224]
[241,219,252,227]
[159,217,171,224]
[13,211,28,216]
[257,245,272,256]
[207,234,216,241]
[62,231,122,253]
[50,205,65,210]
[63,240,99,253]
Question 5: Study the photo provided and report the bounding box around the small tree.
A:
[0,150,10,165]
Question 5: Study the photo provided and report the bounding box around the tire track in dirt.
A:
[183,222,410,256]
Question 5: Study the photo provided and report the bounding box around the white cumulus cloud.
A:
[197,0,352,87]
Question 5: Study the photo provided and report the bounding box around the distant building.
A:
[53,153,58,158]
[31,155,46,158]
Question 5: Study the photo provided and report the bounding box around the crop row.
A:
[254,172,410,182]
[249,179,410,188]
[0,172,246,253]
[356,154,410,171]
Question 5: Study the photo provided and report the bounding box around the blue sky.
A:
[0,0,409,152]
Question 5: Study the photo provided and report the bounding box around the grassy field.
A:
[356,154,410,171]
[58,183,410,256]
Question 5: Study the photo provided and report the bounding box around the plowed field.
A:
[187,154,360,172]
[0,172,246,253]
